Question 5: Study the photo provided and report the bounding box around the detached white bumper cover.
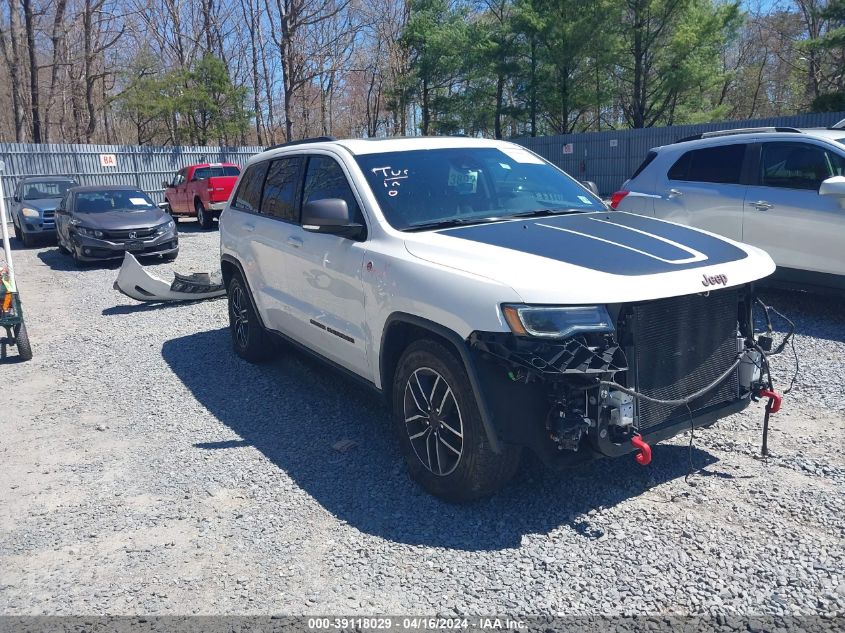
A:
[404,211,776,305]
[114,252,226,302]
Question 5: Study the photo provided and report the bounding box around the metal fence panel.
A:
[0,143,264,207]
[514,111,845,195]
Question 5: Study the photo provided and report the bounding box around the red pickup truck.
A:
[162,163,241,229]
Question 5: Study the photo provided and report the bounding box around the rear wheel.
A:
[227,274,275,363]
[392,339,521,502]
[196,200,213,230]
[14,322,33,361]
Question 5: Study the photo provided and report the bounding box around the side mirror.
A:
[581,180,600,196]
[819,175,845,197]
[302,198,364,239]
[13,194,20,202]
[157,202,169,210]
[162,180,170,189]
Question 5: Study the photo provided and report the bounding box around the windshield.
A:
[23,180,75,200]
[76,190,156,213]
[194,165,240,179]
[355,147,605,230]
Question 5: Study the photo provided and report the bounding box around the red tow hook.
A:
[758,388,782,414]
[631,434,652,466]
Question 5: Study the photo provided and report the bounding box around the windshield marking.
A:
[371,166,409,197]
[536,221,708,264]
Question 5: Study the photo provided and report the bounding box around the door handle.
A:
[668,188,683,198]
[751,200,773,211]
[243,222,255,233]
[287,236,303,248]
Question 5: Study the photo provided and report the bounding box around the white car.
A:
[611,125,845,293]
[220,136,776,501]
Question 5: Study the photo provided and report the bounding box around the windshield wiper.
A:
[506,208,594,219]
[402,216,508,232]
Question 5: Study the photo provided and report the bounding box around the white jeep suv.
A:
[611,125,845,293]
[220,136,776,501]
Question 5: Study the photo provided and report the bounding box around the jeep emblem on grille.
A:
[702,273,728,287]
[128,231,137,239]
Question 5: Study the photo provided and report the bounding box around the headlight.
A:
[502,304,614,338]
[21,207,40,218]
[75,226,103,238]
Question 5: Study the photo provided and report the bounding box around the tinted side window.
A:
[668,144,745,184]
[761,142,843,190]
[302,156,363,224]
[260,157,302,221]
[232,162,268,213]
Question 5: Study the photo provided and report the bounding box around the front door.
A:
[285,154,369,377]
[743,141,845,277]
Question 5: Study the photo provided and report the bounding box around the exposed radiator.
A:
[627,289,740,431]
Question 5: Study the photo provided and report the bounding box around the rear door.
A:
[283,153,369,376]
[743,140,845,276]
[247,155,305,335]
[652,143,748,241]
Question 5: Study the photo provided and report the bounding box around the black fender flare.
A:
[381,312,502,453]
[220,254,268,330]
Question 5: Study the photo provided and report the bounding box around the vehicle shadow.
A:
[757,288,845,344]
[163,327,720,551]
[175,219,217,235]
[102,297,223,316]
[36,248,86,271]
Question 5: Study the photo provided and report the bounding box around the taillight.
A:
[609,190,630,209]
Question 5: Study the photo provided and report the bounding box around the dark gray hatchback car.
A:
[55,185,178,264]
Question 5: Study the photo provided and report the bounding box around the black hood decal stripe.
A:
[440,212,747,276]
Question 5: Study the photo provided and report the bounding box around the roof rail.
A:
[265,136,337,150]
[829,118,845,130]
[675,127,803,143]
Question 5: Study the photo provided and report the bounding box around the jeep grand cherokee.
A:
[219,136,776,501]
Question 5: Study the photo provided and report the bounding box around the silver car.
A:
[612,123,845,293]
[11,176,77,247]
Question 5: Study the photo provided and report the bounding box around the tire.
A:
[20,228,34,248]
[13,219,22,242]
[164,200,179,223]
[392,339,521,502]
[227,274,275,363]
[56,231,69,254]
[196,200,213,230]
[14,322,33,361]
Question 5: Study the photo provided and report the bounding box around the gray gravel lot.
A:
[1,222,843,618]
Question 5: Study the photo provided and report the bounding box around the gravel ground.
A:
[1,221,843,618]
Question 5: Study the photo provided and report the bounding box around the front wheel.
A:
[20,228,34,248]
[227,274,275,363]
[392,339,521,502]
[196,200,213,230]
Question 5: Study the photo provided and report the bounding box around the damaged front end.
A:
[468,286,766,467]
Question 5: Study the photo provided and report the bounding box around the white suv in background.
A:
[220,136,776,501]
[612,125,845,293]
